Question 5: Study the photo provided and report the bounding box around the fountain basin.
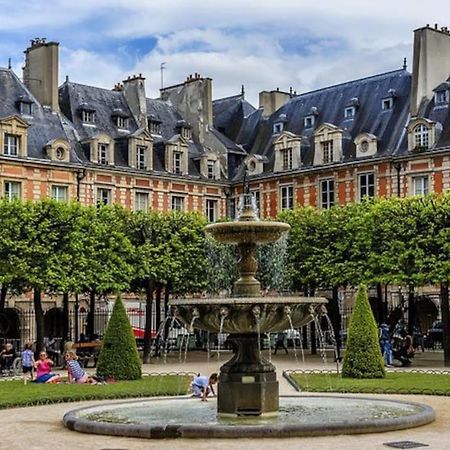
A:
[205,221,290,245]
[63,395,435,439]
[170,296,326,334]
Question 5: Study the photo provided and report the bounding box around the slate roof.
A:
[228,69,413,179]
[0,68,78,163]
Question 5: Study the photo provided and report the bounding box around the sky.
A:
[0,0,449,106]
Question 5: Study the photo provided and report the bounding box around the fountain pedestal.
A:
[218,334,278,416]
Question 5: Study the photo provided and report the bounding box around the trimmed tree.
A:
[342,285,385,378]
[96,296,141,380]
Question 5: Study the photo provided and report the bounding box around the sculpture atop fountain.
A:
[170,185,326,416]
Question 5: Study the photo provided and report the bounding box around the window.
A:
[321,179,334,209]
[435,90,449,104]
[136,146,146,169]
[206,199,218,222]
[171,196,184,211]
[280,185,293,210]
[148,120,161,135]
[281,148,293,171]
[81,110,95,123]
[173,151,182,174]
[98,143,109,165]
[3,134,20,156]
[304,115,314,128]
[207,160,216,179]
[360,140,369,153]
[344,107,355,119]
[51,185,68,202]
[97,188,111,205]
[4,181,21,200]
[382,98,393,111]
[20,102,32,115]
[135,192,149,211]
[322,140,334,164]
[359,173,375,199]
[412,176,429,196]
[55,147,65,160]
[115,116,128,129]
[413,124,430,149]
[273,122,283,134]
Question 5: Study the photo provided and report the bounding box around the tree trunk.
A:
[376,283,384,323]
[33,288,45,354]
[155,286,162,332]
[163,287,170,338]
[440,282,450,367]
[87,291,96,338]
[408,285,415,335]
[62,292,70,343]
[0,284,7,312]
[143,280,154,364]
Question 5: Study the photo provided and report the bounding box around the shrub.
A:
[96,295,142,380]
[342,285,385,378]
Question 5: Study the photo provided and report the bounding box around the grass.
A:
[290,372,450,395]
[0,375,191,409]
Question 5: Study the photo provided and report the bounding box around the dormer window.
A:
[175,120,192,140]
[304,115,315,128]
[4,134,20,156]
[382,98,393,111]
[344,106,356,119]
[435,90,449,105]
[281,148,293,170]
[148,115,162,135]
[82,110,95,123]
[207,160,216,179]
[17,95,33,116]
[173,151,182,174]
[136,146,146,169]
[112,108,129,129]
[98,143,109,165]
[322,140,333,164]
[413,124,430,149]
[273,122,284,134]
[116,116,128,129]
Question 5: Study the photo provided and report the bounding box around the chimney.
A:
[160,74,213,141]
[258,89,292,117]
[411,25,450,115]
[23,38,59,111]
[122,74,147,128]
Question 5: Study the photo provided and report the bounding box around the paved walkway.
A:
[1,351,449,450]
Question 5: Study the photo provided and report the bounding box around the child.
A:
[190,373,218,401]
[21,343,34,384]
[34,351,61,383]
[65,350,96,384]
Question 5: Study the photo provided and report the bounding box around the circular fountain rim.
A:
[205,220,291,231]
[169,296,327,306]
[63,394,436,439]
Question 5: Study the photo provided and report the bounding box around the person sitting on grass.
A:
[21,343,35,384]
[65,350,97,384]
[34,351,61,383]
[190,373,218,401]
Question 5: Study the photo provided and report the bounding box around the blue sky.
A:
[0,0,448,105]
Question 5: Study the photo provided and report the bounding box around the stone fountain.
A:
[170,190,326,416]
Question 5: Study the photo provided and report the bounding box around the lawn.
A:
[0,375,191,409]
[289,372,450,395]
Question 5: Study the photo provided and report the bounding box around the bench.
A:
[71,341,102,368]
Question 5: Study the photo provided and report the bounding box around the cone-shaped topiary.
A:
[96,295,142,380]
[342,285,385,378]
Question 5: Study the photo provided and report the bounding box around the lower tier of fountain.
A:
[63,395,435,439]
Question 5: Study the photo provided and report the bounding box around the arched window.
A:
[413,124,430,149]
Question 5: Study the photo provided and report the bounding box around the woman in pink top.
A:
[34,351,61,383]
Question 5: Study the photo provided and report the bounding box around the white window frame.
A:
[344,106,355,119]
[82,110,95,123]
[358,173,375,200]
[116,116,128,129]
[135,191,149,211]
[321,179,334,209]
[149,120,161,135]
[136,146,146,170]
[97,188,111,205]
[322,140,334,164]
[382,98,393,111]
[171,195,185,211]
[435,90,449,104]
[304,115,314,128]
[412,176,429,196]
[4,181,21,201]
[20,102,32,116]
[173,151,182,174]
[207,160,216,179]
[3,134,20,156]
[51,185,68,202]
[205,198,218,222]
[273,122,283,134]
[281,147,293,171]
[280,185,294,210]
[98,143,109,165]
[413,124,430,149]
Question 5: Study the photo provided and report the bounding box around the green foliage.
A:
[96,296,142,380]
[342,285,385,378]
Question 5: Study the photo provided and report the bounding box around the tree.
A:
[96,295,142,380]
[342,285,385,378]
